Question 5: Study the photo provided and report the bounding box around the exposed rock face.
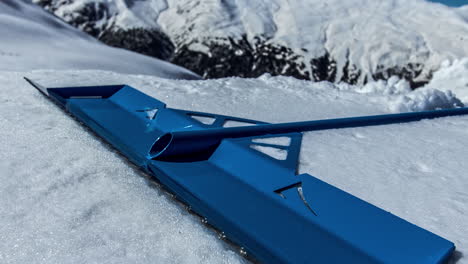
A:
[35,0,109,37]
[34,0,174,60]
[172,36,310,80]
[100,28,174,60]
[33,0,468,88]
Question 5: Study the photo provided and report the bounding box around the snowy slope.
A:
[1,69,467,263]
[0,0,199,79]
[36,0,468,85]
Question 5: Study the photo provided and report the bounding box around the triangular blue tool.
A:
[26,78,457,264]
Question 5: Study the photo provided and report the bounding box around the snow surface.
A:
[425,58,468,103]
[0,68,468,263]
[0,0,199,80]
[41,0,468,83]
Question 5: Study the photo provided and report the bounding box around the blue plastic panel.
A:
[28,80,455,264]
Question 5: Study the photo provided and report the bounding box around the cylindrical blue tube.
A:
[150,107,468,161]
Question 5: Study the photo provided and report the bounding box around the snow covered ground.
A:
[0,0,199,79]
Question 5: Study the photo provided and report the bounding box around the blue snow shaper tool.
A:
[26,78,458,264]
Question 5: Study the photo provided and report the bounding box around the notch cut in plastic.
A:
[137,108,159,120]
[274,182,317,216]
[189,114,216,125]
[252,136,292,146]
[250,144,288,160]
[223,120,256,127]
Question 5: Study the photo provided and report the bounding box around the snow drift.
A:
[424,58,468,103]
[0,0,199,80]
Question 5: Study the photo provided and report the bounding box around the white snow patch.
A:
[388,88,463,112]
[424,58,468,103]
[337,76,464,112]
[359,76,412,95]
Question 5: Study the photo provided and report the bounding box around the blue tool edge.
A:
[26,78,456,264]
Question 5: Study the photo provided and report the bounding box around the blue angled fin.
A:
[234,133,303,174]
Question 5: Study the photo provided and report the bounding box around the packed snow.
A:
[38,0,468,83]
[425,58,468,103]
[0,0,199,79]
[336,76,464,112]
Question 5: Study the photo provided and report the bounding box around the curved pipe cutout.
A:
[149,133,173,159]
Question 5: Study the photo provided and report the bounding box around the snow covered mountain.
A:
[34,0,468,87]
[0,0,199,79]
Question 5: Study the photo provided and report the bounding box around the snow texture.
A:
[0,0,199,80]
[337,76,464,112]
[335,76,464,113]
[424,58,468,103]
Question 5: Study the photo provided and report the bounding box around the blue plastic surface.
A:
[27,79,456,264]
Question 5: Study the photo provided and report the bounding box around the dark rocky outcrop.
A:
[373,63,429,89]
[35,0,109,37]
[100,28,175,61]
[171,36,309,80]
[35,0,174,60]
